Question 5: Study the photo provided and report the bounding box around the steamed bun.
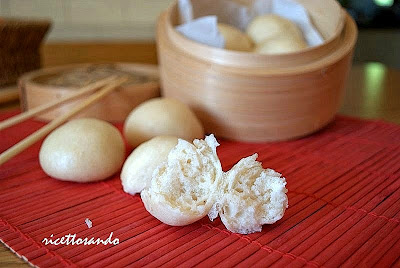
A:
[247,14,308,54]
[218,23,253,52]
[255,34,307,55]
[123,98,204,148]
[138,135,288,234]
[39,118,125,182]
[121,136,178,195]
[209,154,288,234]
[141,135,223,226]
[246,14,303,44]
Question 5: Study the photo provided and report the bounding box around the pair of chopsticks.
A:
[0,75,129,166]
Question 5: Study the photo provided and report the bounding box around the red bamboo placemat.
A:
[1,110,400,267]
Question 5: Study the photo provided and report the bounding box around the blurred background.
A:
[340,0,400,69]
[0,0,399,68]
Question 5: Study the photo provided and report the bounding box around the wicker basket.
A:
[0,19,51,87]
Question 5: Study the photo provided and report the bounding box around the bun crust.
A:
[141,188,205,226]
[121,136,178,195]
[255,35,307,55]
[141,135,223,226]
[123,98,204,148]
[218,23,253,52]
[246,14,303,44]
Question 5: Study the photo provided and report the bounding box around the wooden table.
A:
[340,62,400,124]
[1,62,399,267]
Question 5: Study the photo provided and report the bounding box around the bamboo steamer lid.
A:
[18,63,160,122]
[157,0,358,142]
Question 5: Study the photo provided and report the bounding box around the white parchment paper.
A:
[176,0,324,48]
[176,16,225,48]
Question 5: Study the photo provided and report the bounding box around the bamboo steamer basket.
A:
[157,0,358,142]
[162,0,345,68]
[18,63,160,122]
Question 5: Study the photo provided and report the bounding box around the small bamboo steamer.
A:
[18,63,160,122]
[157,1,358,142]
[164,0,345,68]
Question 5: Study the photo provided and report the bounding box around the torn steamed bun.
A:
[209,154,288,234]
[141,135,223,226]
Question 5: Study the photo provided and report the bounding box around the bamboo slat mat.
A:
[1,110,400,267]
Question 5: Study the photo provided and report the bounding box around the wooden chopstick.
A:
[0,76,129,166]
[0,75,119,131]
